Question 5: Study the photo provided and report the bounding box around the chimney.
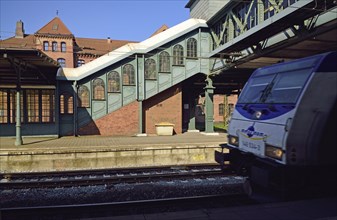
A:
[15,20,24,38]
[107,37,111,43]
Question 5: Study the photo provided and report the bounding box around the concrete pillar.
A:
[137,101,147,136]
[15,89,23,146]
[204,76,215,133]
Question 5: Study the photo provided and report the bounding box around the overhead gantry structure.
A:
[208,0,337,77]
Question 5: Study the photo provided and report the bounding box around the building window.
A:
[26,90,40,123]
[219,103,224,116]
[57,58,66,67]
[77,59,85,67]
[123,64,135,85]
[108,71,120,92]
[93,78,105,100]
[60,92,73,114]
[78,85,90,108]
[0,89,8,123]
[187,38,197,58]
[173,44,184,65]
[61,42,66,52]
[0,89,55,124]
[228,103,234,114]
[52,41,58,52]
[145,58,157,79]
[159,51,170,72]
[43,41,49,51]
[41,90,55,122]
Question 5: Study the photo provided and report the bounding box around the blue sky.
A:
[0,0,190,42]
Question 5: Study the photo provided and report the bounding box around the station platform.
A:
[0,132,228,173]
[112,196,337,220]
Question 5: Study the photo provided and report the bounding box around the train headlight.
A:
[228,135,239,147]
[265,144,283,160]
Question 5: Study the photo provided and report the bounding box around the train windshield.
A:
[238,68,313,104]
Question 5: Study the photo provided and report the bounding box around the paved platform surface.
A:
[0,132,228,152]
[90,197,337,220]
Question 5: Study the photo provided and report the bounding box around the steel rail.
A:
[0,164,232,190]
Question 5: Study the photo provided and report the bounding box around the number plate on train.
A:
[239,136,264,155]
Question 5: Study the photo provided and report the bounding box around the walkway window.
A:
[159,51,170,72]
[77,59,85,67]
[41,90,55,122]
[52,41,58,52]
[108,71,120,92]
[145,59,157,79]
[43,41,49,51]
[60,92,73,114]
[123,64,135,85]
[173,44,184,65]
[78,85,90,108]
[93,78,105,100]
[61,42,66,52]
[187,38,197,58]
[57,58,66,67]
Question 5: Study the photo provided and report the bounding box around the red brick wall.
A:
[35,36,75,68]
[213,94,238,122]
[78,101,139,136]
[199,94,238,122]
[143,85,182,135]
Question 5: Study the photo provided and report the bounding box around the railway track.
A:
[0,164,232,190]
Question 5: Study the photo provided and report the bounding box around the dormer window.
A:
[52,24,58,30]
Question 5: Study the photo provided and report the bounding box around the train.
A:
[216,51,337,192]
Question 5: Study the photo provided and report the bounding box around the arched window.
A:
[145,59,156,79]
[52,41,58,52]
[93,78,105,100]
[57,58,66,67]
[43,41,49,51]
[108,71,120,92]
[123,64,135,85]
[187,38,197,58]
[78,85,90,107]
[61,42,66,52]
[159,51,170,72]
[77,59,85,67]
[173,44,184,65]
[60,92,73,114]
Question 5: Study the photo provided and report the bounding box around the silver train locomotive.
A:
[216,51,337,191]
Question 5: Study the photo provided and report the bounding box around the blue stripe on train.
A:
[235,103,295,120]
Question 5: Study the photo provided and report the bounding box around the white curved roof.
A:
[57,18,207,81]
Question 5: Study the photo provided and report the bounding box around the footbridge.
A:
[56,0,337,137]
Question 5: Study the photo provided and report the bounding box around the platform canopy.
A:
[0,48,59,86]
